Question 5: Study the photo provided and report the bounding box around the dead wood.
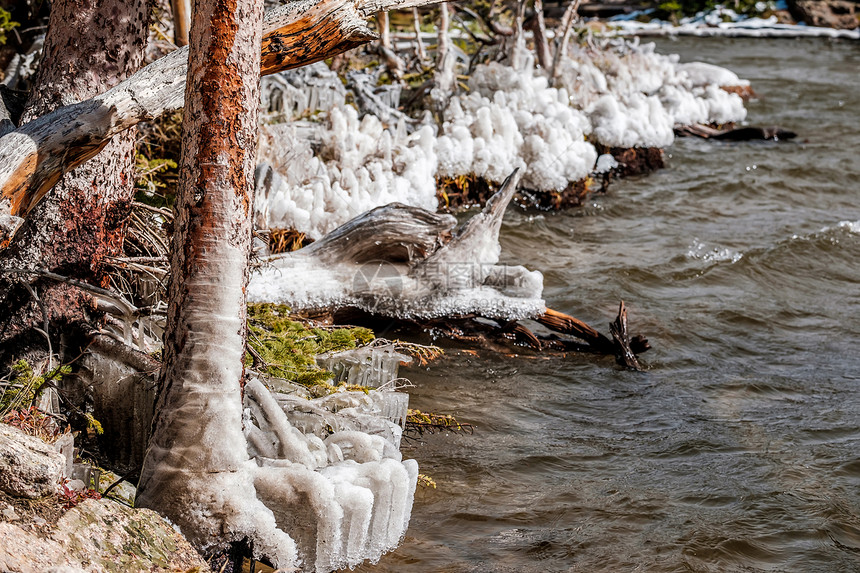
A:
[551,0,582,85]
[171,0,191,47]
[609,300,646,370]
[0,0,446,245]
[536,307,615,352]
[300,203,456,264]
[377,11,405,80]
[526,0,553,71]
[674,123,796,141]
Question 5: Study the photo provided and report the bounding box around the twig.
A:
[21,282,53,370]
[0,268,138,317]
[609,300,642,370]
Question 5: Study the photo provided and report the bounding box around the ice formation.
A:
[255,108,438,239]
[254,39,749,239]
[249,171,547,321]
[556,41,747,148]
[436,60,597,191]
[244,377,417,572]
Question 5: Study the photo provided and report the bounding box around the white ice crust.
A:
[242,377,418,572]
[254,40,749,238]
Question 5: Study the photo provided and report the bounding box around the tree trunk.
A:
[135,0,295,563]
[0,0,148,358]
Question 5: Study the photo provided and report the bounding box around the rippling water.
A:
[360,38,860,572]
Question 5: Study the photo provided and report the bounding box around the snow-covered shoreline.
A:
[609,16,860,39]
[254,39,749,240]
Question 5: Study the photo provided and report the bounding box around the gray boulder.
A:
[0,498,210,572]
[0,424,64,499]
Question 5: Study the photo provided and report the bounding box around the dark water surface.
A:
[362,37,860,572]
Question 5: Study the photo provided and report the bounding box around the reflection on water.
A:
[359,37,860,572]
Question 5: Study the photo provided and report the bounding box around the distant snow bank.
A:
[609,13,860,39]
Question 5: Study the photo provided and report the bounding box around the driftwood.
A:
[674,123,797,141]
[609,301,641,369]
[0,0,445,248]
[301,203,455,265]
[251,170,650,367]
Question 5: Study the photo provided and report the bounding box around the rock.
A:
[1,504,19,521]
[65,479,86,492]
[0,499,210,573]
[0,522,71,572]
[0,424,64,499]
[52,433,74,479]
[787,0,859,29]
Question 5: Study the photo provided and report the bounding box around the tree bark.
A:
[0,0,444,239]
[0,0,148,356]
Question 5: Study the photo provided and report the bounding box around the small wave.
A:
[789,220,860,242]
[832,220,860,234]
[687,238,744,263]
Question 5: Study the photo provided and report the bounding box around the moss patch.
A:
[246,303,375,391]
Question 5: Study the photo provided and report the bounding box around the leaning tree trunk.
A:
[0,0,147,360]
[135,0,295,564]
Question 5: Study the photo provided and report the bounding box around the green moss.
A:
[246,303,375,390]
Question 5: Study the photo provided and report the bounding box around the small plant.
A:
[58,481,102,510]
[417,473,437,488]
[0,360,71,419]
[134,154,178,196]
[0,9,19,46]
[1,407,67,443]
[405,409,473,437]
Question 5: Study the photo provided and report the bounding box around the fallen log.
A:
[674,123,797,142]
[0,0,444,248]
[249,170,650,364]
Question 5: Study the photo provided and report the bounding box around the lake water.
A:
[359,37,860,572]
